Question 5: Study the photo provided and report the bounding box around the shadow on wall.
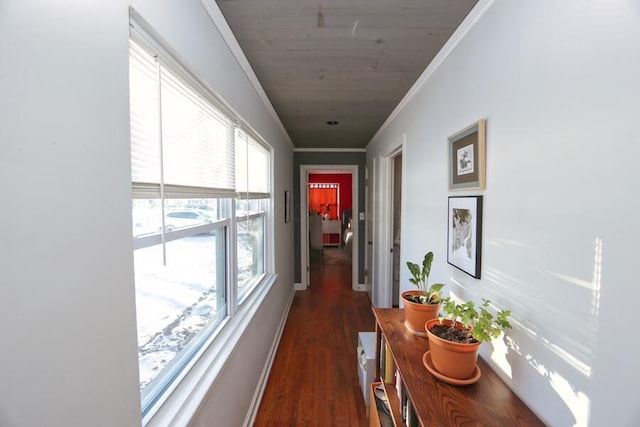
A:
[448,235,602,426]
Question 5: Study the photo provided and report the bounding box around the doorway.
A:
[299,165,359,290]
[391,153,402,307]
[372,134,404,308]
[365,161,375,301]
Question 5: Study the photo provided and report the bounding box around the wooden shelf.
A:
[322,219,342,246]
[372,308,544,427]
[382,382,404,427]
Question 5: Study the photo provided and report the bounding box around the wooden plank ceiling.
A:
[216,0,478,149]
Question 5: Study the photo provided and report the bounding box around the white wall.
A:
[0,0,294,426]
[0,1,140,425]
[367,1,640,426]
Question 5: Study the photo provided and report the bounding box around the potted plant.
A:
[401,252,445,336]
[424,298,512,382]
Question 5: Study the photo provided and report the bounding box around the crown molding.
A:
[368,0,495,147]
[199,0,294,149]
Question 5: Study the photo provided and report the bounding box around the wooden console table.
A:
[372,308,544,426]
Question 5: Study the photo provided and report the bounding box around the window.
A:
[129,36,271,416]
[236,198,267,301]
[235,129,270,302]
[133,198,228,393]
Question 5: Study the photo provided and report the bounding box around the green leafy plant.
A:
[436,298,512,343]
[405,252,445,304]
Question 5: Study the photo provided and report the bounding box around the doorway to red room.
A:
[299,165,359,290]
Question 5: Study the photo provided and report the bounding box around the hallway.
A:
[254,259,375,426]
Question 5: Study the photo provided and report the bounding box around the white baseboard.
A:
[243,285,296,427]
[294,282,306,291]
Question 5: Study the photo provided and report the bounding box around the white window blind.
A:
[129,42,161,193]
[236,128,270,198]
[129,41,236,199]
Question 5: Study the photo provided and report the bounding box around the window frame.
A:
[236,207,268,304]
[129,18,275,424]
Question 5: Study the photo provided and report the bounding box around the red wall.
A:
[308,173,352,223]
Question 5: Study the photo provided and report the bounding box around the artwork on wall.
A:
[447,196,483,278]
[284,190,291,223]
[448,119,486,190]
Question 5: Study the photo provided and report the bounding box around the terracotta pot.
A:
[425,318,481,380]
[402,290,440,337]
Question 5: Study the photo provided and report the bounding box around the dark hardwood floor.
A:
[254,248,376,426]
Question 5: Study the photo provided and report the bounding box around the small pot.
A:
[401,290,440,337]
[425,318,480,380]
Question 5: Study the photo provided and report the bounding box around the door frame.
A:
[374,134,405,307]
[365,160,375,300]
[299,164,359,290]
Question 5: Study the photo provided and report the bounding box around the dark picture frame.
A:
[447,196,483,278]
[448,119,486,190]
[284,190,291,223]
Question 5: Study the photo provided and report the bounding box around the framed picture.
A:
[447,196,483,278]
[448,119,486,190]
[284,190,291,223]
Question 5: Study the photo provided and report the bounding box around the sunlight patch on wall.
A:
[542,236,603,378]
[504,329,591,427]
[549,371,591,427]
[489,333,513,379]
[483,236,603,427]
[543,336,591,378]
[547,271,595,291]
